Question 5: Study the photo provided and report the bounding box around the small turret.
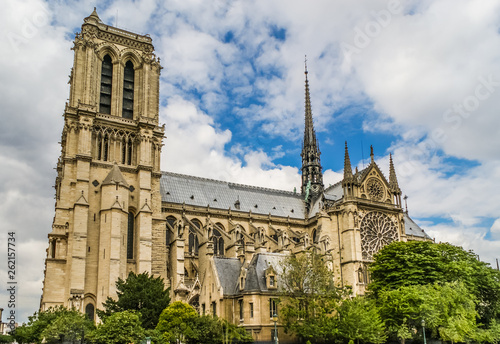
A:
[342,142,356,198]
[389,153,402,207]
[343,141,353,182]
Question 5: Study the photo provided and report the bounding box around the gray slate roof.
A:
[160,172,306,219]
[213,257,241,296]
[404,213,431,239]
[244,253,285,292]
[103,164,129,186]
[213,253,286,296]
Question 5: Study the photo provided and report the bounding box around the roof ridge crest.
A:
[162,170,301,197]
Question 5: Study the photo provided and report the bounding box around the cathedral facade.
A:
[41,10,429,343]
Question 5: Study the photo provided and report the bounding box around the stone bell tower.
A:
[40,9,165,321]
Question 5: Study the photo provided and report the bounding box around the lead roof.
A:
[160,172,306,219]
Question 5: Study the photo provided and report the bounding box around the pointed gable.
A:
[102,163,129,187]
[357,149,392,203]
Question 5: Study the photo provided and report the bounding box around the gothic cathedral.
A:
[41,10,429,343]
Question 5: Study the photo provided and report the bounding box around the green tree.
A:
[184,315,222,344]
[387,318,412,344]
[0,334,14,344]
[378,282,478,343]
[12,306,94,344]
[41,309,94,344]
[336,296,386,344]
[87,310,145,344]
[369,241,500,325]
[156,301,198,343]
[279,250,348,343]
[155,302,253,344]
[220,318,254,344]
[97,271,170,329]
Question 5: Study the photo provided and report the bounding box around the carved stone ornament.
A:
[360,211,398,260]
[366,178,384,201]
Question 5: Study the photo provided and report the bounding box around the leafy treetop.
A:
[97,271,170,329]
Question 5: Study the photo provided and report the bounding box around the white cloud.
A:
[490,219,500,241]
[160,96,301,190]
[426,223,499,267]
[350,0,500,161]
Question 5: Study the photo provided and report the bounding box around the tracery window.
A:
[122,61,134,119]
[213,223,225,256]
[93,127,135,164]
[99,54,112,114]
[360,211,398,260]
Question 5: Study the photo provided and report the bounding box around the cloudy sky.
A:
[1,0,500,323]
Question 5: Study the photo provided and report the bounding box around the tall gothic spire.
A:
[389,153,401,194]
[303,58,316,147]
[301,58,323,198]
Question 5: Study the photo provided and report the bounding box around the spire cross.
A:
[304,55,308,74]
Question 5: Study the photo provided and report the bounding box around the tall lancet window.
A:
[127,212,135,259]
[122,61,134,119]
[99,55,112,114]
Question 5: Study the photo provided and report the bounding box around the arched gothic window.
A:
[103,134,109,161]
[312,229,318,244]
[121,137,133,165]
[213,224,225,257]
[188,219,200,255]
[122,61,134,119]
[85,303,95,322]
[97,133,103,160]
[99,54,112,114]
[127,212,135,259]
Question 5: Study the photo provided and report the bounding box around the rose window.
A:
[366,178,384,201]
[360,211,398,260]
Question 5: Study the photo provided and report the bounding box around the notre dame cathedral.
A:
[40,9,430,343]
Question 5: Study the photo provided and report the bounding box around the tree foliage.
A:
[156,301,198,343]
[220,318,254,344]
[378,282,478,343]
[41,309,95,344]
[97,271,170,329]
[12,306,94,344]
[155,301,252,344]
[336,296,386,344]
[88,310,145,344]
[0,334,14,344]
[369,241,500,325]
[279,250,348,343]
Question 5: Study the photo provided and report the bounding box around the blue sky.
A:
[1,0,500,323]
